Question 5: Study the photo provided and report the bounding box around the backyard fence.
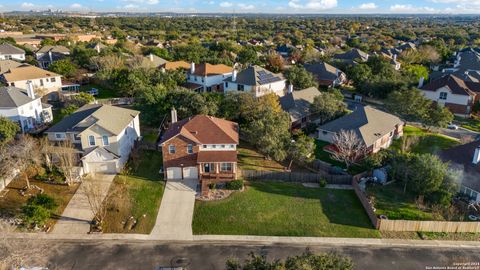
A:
[240,170,352,185]
[351,173,380,229]
[96,97,135,105]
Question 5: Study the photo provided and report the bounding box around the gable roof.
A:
[421,74,480,96]
[191,63,232,77]
[0,43,25,55]
[456,48,480,71]
[162,61,190,71]
[0,60,24,74]
[46,104,140,135]
[159,115,239,145]
[0,86,35,108]
[1,65,61,82]
[304,62,342,82]
[440,141,480,192]
[141,54,168,68]
[318,106,404,147]
[224,65,285,86]
[334,48,369,62]
[280,87,321,122]
[36,45,70,54]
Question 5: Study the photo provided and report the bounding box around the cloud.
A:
[21,2,35,8]
[238,3,255,10]
[389,4,437,13]
[358,2,377,9]
[70,3,82,9]
[123,4,139,9]
[219,2,233,8]
[122,0,159,5]
[288,0,337,10]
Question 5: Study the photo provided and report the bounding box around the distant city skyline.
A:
[0,0,479,14]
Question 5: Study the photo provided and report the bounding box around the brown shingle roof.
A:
[421,74,480,96]
[197,151,237,162]
[191,63,232,77]
[1,65,61,82]
[163,61,191,71]
[160,115,239,145]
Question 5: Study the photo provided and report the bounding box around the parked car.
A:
[86,88,99,96]
[447,123,459,130]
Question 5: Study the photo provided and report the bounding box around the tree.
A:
[288,134,315,170]
[284,65,318,90]
[48,59,78,78]
[409,154,448,196]
[385,89,431,121]
[238,46,258,66]
[0,116,19,146]
[11,135,41,189]
[310,92,346,124]
[403,64,429,81]
[82,176,121,230]
[266,53,285,73]
[55,140,79,185]
[421,104,453,130]
[331,130,367,169]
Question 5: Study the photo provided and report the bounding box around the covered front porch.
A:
[198,162,238,196]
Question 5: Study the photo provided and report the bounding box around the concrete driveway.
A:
[51,174,116,234]
[150,179,197,240]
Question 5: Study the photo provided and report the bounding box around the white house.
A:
[186,62,233,92]
[35,45,70,69]
[0,82,53,133]
[0,64,63,101]
[45,104,141,175]
[223,65,286,97]
[0,43,25,61]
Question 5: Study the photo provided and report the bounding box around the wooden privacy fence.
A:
[240,170,352,185]
[351,176,379,229]
[377,219,480,233]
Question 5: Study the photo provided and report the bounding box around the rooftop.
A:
[1,65,61,82]
[0,86,36,108]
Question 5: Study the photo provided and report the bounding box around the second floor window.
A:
[88,135,95,146]
[187,144,193,154]
[221,163,233,172]
[55,133,65,139]
[102,135,109,146]
[169,145,176,154]
[439,92,448,100]
[237,84,244,91]
[51,77,56,82]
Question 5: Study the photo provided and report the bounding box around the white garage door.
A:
[183,167,198,179]
[166,167,182,179]
[87,161,117,174]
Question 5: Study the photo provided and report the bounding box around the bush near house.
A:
[22,194,58,227]
[226,179,244,190]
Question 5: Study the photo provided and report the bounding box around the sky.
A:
[0,0,479,14]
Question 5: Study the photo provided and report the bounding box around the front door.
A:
[203,163,215,173]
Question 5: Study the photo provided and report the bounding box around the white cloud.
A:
[389,4,437,13]
[238,3,255,10]
[220,2,233,8]
[70,3,82,9]
[123,4,139,9]
[21,2,35,8]
[122,0,159,5]
[288,0,337,10]
[358,2,377,9]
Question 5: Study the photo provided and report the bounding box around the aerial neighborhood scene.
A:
[1,1,480,269]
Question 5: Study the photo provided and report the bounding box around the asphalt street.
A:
[20,239,480,270]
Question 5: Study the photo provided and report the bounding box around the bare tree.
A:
[82,176,120,230]
[39,136,54,172]
[11,136,41,189]
[331,130,367,169]
[55,140,79,185]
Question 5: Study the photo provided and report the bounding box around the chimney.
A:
[418,77,425,88]
[48,50,53,63]
[190,62,195,74]
[232,69,237,82]
[473,147,480,164]
[171,107,177,124]
[95,44,101,53]
[288,84,294,94]
[26,80,35,99]
[149,53,154,62]
[393,54,397,61]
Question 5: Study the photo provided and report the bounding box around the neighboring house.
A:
[159,111,239,195]
[0,83,53,133]
[223,65,286,97]
[141,54,167,69]
[0,43,25,61]
[440,141,480,202]
[318,106,405,154]
[0,59,24,74]
[45,104,140,175]
[0,64,63,101]
[88,42,108,53]
[304,62,346,87]
[420,74,480,117]
[35,45,70,69]
[186,62,233,92]
[280,86,321,128]
[334,48,369,64]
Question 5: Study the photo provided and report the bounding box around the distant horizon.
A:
[1,0,480,15]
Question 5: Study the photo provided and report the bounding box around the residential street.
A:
[19,239,480,270]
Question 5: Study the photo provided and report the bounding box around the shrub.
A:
[27,194,58,210]
[22,205,51,226]
[319,179,327,188]
[208,183,217,190]
[226,180,244,190]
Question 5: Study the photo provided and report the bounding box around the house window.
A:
[88,135,95,146]
[221,163,233,172]
[212,145,217,149]
[187,144,193,154]
[10,82,14,87]
[51,77,56,82]
[168,145,176,154]
[225,82,229,88]
[201,77,205,83]
[206,86,212,92]
[194,76,197,81]
[203,145,207,149]
[203,163,215,173]
[221,145,226,149]
[55,133,65,139]
[439,92,448,100]
[237,84,244,91]
[229,144,235,149]
[40,79,44,87]
[102,135,109,146]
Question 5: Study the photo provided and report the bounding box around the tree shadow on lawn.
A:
[250,181,376,230]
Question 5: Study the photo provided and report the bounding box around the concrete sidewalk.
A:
[149,179,197,240]
[51,174,116,234]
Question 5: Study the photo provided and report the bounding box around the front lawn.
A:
[391,126,459,154]
[0,178,79,231]
[102,150,165,234]
[367,183,442,221]
[193,181,380,238]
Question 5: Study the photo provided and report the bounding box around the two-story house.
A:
[0,64,63,101]
[420,74,480,117]
[304,62,347,87]
[159,110,239,195]
[0,82,53,133]
[223,65,286,97]
[0,43,25,61]
[45,104,140,175]
[186,62,233,92]
[35,45,70,69]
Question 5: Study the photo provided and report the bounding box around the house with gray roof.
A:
[0,84,52,133]
[0,43,25,61]
[318,106,405,154]
[35,45,70,69]
[333,48,369,65]
[223,65,286,97]
[280,86,321,128]
[45,104,140,174]
[304,62,346,87]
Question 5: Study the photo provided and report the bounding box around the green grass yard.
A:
[80,84,119,99]
[193,181,380,238]
[454,116,480,132]
[103,150,165,234]
[391,126,459,154]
